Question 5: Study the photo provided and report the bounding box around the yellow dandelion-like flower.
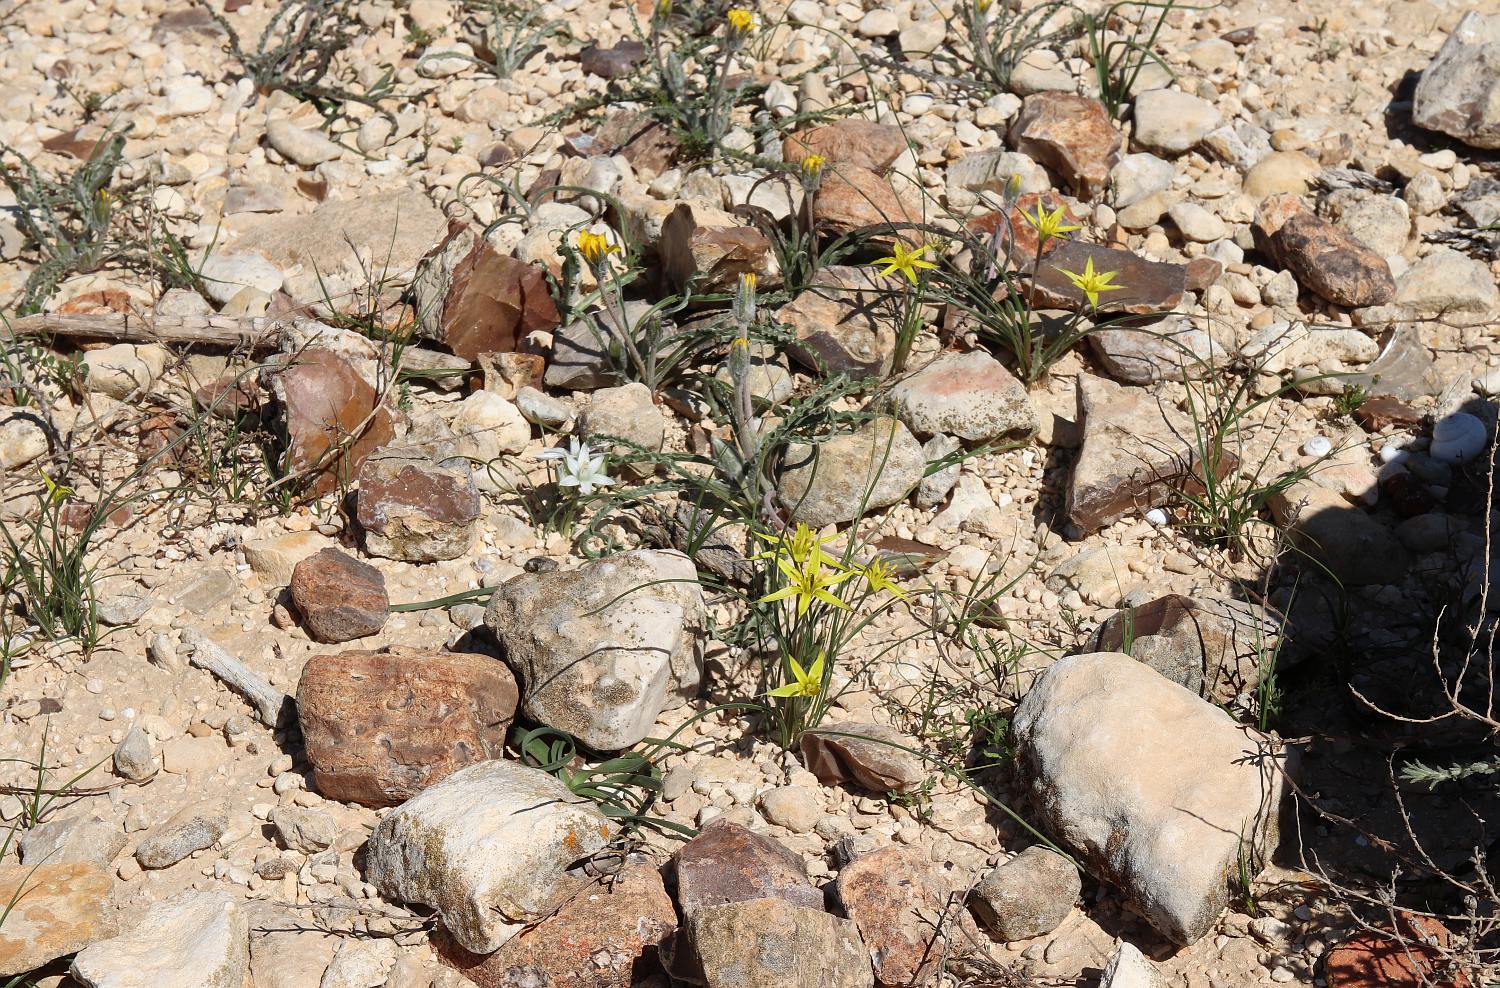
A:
[575,229,618,267]
[873,241,939,285]
[801,153,827,178]
[726,8,757,34]
[1054,255,1123,308]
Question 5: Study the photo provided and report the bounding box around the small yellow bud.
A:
[801,153,826,177]
[575,230,618,267]
[726,8,757,33]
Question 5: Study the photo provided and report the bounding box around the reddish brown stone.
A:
[193,372,260,419]
[1185,256,1224,292]
[1029,240,1188,314]
[269,348,397,497]
[779,265,897,378]
[1253,193,1396,307]
[57,289,135,314]
[784,120,909,176]
[1354,396,1426,431]
[800,722,927,794]
[416,219,562,361]
[670,820,823,915]
[661,204,776,294]
[812,164,918,240]
[1009,93,1121,198]
[579,39,648,79]
[967,191,1081,269]
[1325,914,1469,988]
[477,351,545,399]
[288,547,388,644]
[434,863,676,988]
[834,846,986,986]
[356,447,480,563]
[296,646,517,806]
[593,110,680,176]
[42,129,102,161]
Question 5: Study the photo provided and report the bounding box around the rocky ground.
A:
[1,0,1499,985]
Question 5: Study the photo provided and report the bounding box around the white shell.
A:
[1430,412,1487,465]
[1144,508,1169,526]
[1302,436,1333,457]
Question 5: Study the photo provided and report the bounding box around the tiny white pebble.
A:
[85,677,104,694]
[1302,436,1332,457]
[1145,508,1169,526]
[1379,444,1409,465]
[99,707,116,722]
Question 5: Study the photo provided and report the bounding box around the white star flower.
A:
[538,437,616,496]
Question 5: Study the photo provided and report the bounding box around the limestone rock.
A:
[241,530,334,587]
[1412,12,1500,149]
[1013,651,1288,945]
[886,350,1038,442]
[1009,93,1121,197]
[688,897,872,988]
[1241,150,1320,199]
[113,724,156,781]
[1067,375,1233,533]
[0,411,49,470]
[779,265,898,378]
[778,417,925,527]
[19,813,126,868]
[970,846,1080,942]
[271,806,337,853]
[134,800,228,869]
[1087,315,1228,385]
[289,547,389,644]
[947,149,1051,210]
[1394,246,1500,322]
[484,549,705,750]
[266,117,341,166]
[0,862,116,976]
[365,760,614,955]
[71,891,248,988]
[1131,89,1222,156]
[576,381,666,479]
[296,647,518,807]
[1270,479,1410,586]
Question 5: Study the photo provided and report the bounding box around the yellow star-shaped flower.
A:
[1021,202,1080,244]
[801,153,826,178]
[758,556,852,617]
[1055,256,1123,308]
[766,652,825,698]
[860,559,909,599]
[873,242,938,285]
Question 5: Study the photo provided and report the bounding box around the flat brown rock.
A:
[1253,194,1396,307]
[356,446,481,563]
[1009,93,1121,198]
[1067,375,1234,533]
[1030,240,1187,314]
[269,348,396,497]
[661,203,776,293]
[784,119,909,175]
[779,265,897,378]
[670,819,824,916]
[296,647,517,806]
[288,547,388,644]
[0,862,116,977]
[800,722,927,793]
[434,863,676,988]
[967,191,1081,270]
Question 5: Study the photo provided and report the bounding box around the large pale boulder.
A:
[484,549,705,750]
[71,891,248,988]
[778,417,925,527]
[1012,651,1288,946]
[365,760,614,955]
[1412,12,1500,149]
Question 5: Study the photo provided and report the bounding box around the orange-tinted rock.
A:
[1354,396,1425,431]
[812,164,917,240]
[296,647,517,807]
[1326,914,1469,988]
[435,863,676,988]
[269,348,396,497]
[1029,240,1187,314]
[1185,256,1224,291]
[779,265,896,378]
[1253,193,1396,307]
[835,846,986,986]
[0,862,115,976]
[1009,93,1121,198]
[784,119,909,175]
[288,547,388,644]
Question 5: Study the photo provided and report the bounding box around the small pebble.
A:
[1302,436,1332,457]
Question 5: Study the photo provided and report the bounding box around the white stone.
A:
[198,252,284,305]
[71,891,248,988]
[0,411,49,469]
[1132,90,1222,155]
[265,118,342,167]
[163,77,214,117]
[417,41,477,78]
[365,761,614,955]
[319,939,396,988]
[1167,202,1227,242]
[1101,941,1164,988]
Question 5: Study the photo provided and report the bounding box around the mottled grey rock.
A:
[688,897,872,988]
[271,806,337,853]
[114,724,156,781]
[19,814,126,869]
[971,845,1080,942]
[135,800,228,869]
[778,417,925,527]
[1413,12,1500,149]
[576,381,666,478]
[485,549,704,750]
[1132,89,1221,155]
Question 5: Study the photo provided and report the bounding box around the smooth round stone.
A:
[1430,412,1487,465]
[1302,436,1333,457]
[1144,508,1169,526]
